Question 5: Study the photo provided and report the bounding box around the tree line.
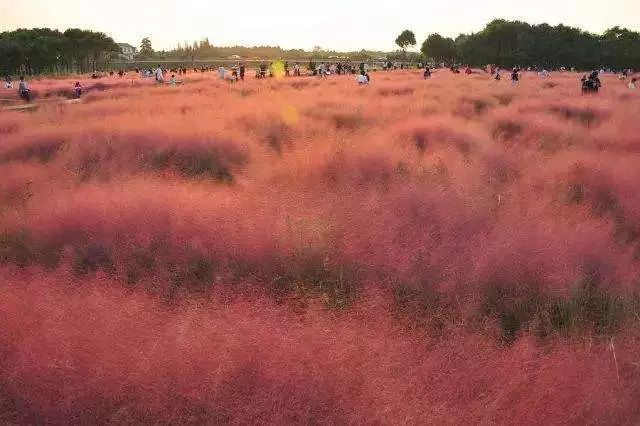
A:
[3,19,639,76]
[140,37,392,62]
[417,19,640,70]
[0,28,120,75]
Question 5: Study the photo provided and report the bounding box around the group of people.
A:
[490,67,521,84]
[4,61,637,104]
[581,71,603,93]
[4,75,32,101]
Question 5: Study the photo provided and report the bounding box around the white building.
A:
[117,43,137,61]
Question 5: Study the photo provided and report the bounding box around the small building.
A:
[117,43,137,61]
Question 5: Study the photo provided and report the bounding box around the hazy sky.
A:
[2,0,640,51]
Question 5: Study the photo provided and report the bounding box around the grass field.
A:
[1,69,640,423]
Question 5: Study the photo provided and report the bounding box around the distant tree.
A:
[139,37,154,58]
[600,26,640,69]
[0,28,118,75]
[421,33,457,64]
[395,30,416,52]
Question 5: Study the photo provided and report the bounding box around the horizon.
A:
[2,0,640,52]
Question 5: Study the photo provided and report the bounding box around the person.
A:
[73,81,82,99]
[230,67,238,82]
[4,75,12,89]
[317,63,326,78]
[465,67,472,75]
[582,71,602,93]
[629,78,637,90]
[218,65,226,80]
[538,69,550,78]
[293,63,301,76]
[511,68,519,84]
[169,74,177,85]
[18,76,30,101]
[357,71,369,85]
[494,71,501,81]
[284,61,290,77]
[239,63,245,81]
[423,67,432,79]
[154,65,164,83]
[259,62,267,79]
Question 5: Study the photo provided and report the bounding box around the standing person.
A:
[3,75,12,89]
[284,61,290,77]
[259,62,267,78]
[218,65,226,80]
[154,65,164,83]
[511,67,520,85]
[73,81,82,98]
[423,67,432,79]
[239,63,246,81]
[293,63,301,76]
[629,78,636,90]
[18,76,30,101]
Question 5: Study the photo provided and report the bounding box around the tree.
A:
[139,37,154,58]
[421,33,457,64]
[395,30,416,52]
[0,28,118,75]
[601,27,640,69]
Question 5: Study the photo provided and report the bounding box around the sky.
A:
[1,0,640,52]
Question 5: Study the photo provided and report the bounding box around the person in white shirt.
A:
[218,66,226,80]
[154,66,164,83]
[629,78,637,90]
[357,72,369,85]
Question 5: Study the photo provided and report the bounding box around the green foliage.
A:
[421,34,457,64]
[0,28,119,75]
[139,37,154,58]
[450,19,640,69]
[395,30,416,51]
